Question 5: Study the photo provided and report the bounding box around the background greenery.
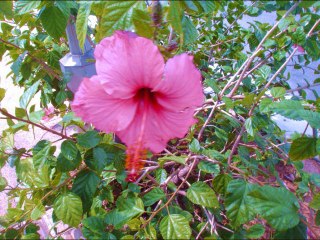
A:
[0,0,320,239]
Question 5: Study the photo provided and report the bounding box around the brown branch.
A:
[0,108,74,141]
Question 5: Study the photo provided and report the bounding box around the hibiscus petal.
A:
[72,76,137,132]
[117,104,197,153]
[94,31,165,98]
[154,53,204,111]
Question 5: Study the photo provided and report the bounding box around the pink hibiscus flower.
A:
[72,31,204,181]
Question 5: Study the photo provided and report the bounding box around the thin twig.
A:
[0,108,74,141]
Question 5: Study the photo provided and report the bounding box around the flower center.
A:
[125,87,155,182]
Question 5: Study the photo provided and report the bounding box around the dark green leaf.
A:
[212,174,233,194]
[77,131,101,148]
[142,187,165,206]
[85,147,108,173]
[40,6,68,39]
[186,182,219,208]
[289,137,317,161]
[54,192,83,227]
[159,214,191,240]
[245,224,265,239]
[274,220,307,239]
[72,170,100,212]
[61,140,79,160]
[55,91,67,105]
[248,185,299,231]
[225,180,256,227]
[82,216,105,239]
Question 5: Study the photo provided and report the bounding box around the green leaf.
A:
[248,185,299,231]
[96,1,144,41]
[270,100,320,128]
[21,233,40,240]
[155,169,167,184]
[270,100,304,120]
[40,6,68,39]
[212,174,233,194]
[289,137,317,161]
[30,202,45,220]
[19,81,40,109]
[182,15,198,45]
[162,205,193,222]
[85,147,108,173]
[198,1,215,13]
[57,140,81,171]
[189,138,200,153]
[72,170,100,212]
[55,91,67,105]
[15,1,40,15]
[159,214,191,240]
[142,187,165,206]
[76,1,92,50]
[259,98,273,113]
[0,88,5,101]
[158,155,187,166]
[132,8,153,38]
[0,176,7,191]
[0,1,13,18]
[274,220,307,239]
[198,161,220,174]
[82,216,105,239]
[168,1,183,37]
[32,140,55,169]
[245,224,265,239]
[316,211,320,226]
[16,158,49,187]
[245,117,254,137]
[77,131,101,148]
[61,140,79,160]
[54,192,83,227]
[300,111,320,129]
[270,87,286,98]
[310,193,320,210]
[105,209,133,229]
[11,51,27,76]
[225,180,256,227]
[186,182,219,208]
